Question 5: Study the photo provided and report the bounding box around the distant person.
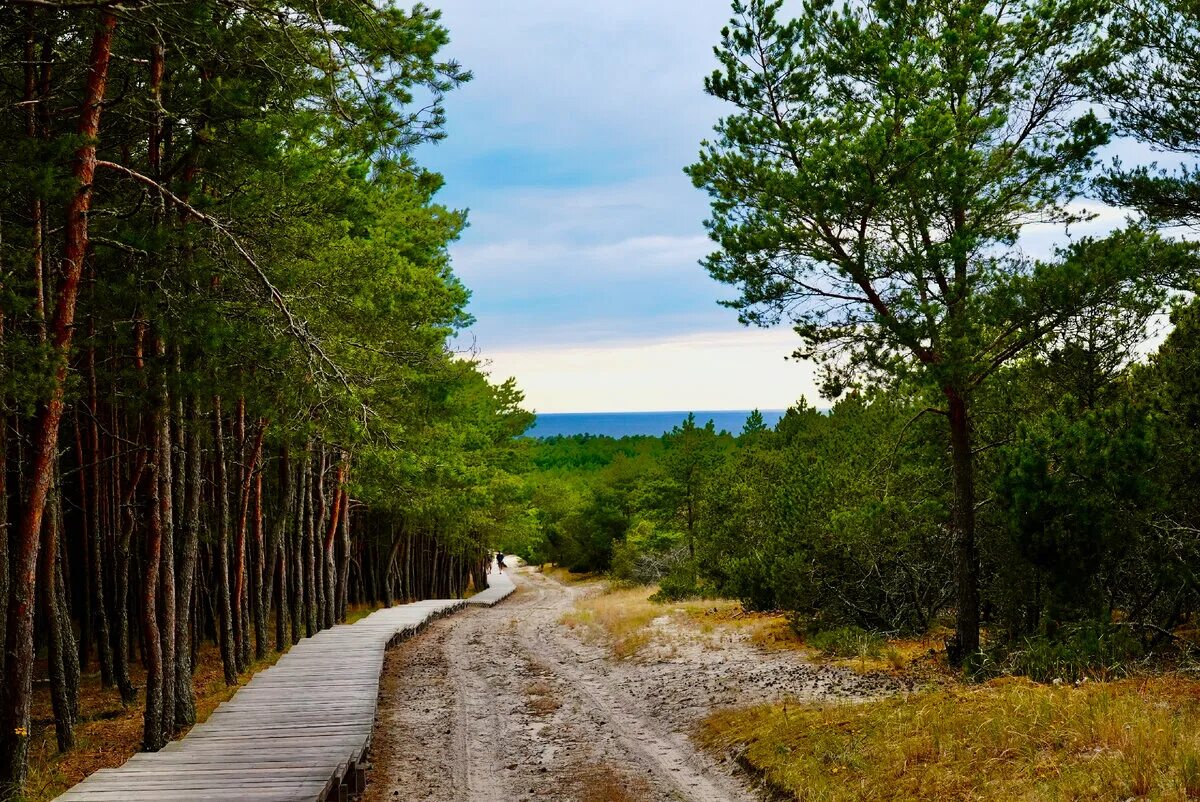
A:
[496,552,507,572]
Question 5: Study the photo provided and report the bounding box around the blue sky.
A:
[420,1,1137,413]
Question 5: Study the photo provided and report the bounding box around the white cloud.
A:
[453,233,710,280]
[479,328,820,413]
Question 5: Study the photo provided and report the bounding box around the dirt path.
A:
[364,569,897,802]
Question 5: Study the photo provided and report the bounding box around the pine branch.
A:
[94,159,348,388]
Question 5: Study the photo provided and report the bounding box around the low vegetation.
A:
[701,677,1200,802]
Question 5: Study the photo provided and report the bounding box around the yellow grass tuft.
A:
[561,586,747,659]
[699,676,1200,801]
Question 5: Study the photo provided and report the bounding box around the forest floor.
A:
[362,568,900,802]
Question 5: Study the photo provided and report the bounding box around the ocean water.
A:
[526,409,786,438]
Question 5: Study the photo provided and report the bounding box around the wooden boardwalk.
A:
[56,574,515,802]
[466,568,515,606]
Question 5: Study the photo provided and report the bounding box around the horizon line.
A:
[531,408,792,416]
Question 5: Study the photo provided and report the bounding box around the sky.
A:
[418,1,1134,414]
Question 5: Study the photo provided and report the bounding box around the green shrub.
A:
[976,621,1146,682]
[807,625,886,659]
[650,561,713,602]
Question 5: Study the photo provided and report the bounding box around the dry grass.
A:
[559,585,944,674]
[560,586,744,659]
[539,565,601,585]
[525,680,563,717]
[565,761,654,802]
[700,675,1200,801]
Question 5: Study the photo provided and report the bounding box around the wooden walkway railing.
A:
[56,571,516,802]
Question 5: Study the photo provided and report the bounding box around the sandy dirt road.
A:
[363,569,896,802]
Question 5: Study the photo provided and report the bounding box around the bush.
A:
[976,621,1146,682]
[611,541,689,585]
[806,625,886,659]
[650,561,711,602]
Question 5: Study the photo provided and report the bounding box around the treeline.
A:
[0,0,529,794]
[517,0,1200,677]
[522,315,1200,673]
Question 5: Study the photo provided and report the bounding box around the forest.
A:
[0,0,532,796]
[6,0,1200,798]
[511,0,1200,681]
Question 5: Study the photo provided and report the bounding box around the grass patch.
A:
[559,584,942,673]
[565,761,653,802]
[808,626,886,659]
[700,675,1200,801]
[525,681,562,717]
[561,586,749,659]
[539,564,601,585]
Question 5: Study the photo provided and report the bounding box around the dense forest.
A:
[511,0,1200,679]
[0,0,531,795]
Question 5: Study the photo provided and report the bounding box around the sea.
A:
[525,409,786,439]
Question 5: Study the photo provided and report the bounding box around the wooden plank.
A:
[55,598,468,802]
[466,571,516,606]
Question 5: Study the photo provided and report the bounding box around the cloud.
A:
[479,328,820,413]
[443,174,730,349]
[419,2,1158,411]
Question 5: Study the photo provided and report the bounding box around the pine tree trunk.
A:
[946,386,980,664]
[313,448,326,631]
[270,448,293,653]
[0,369,8,695]
[0,10,117,789]
[52,485,80,722]
[304,444,317,637]
[212,397,237,685]
[113,407,141,705]
[72,414,93,674]
[174,396,201,727]
[233,419,264,662]
[232,400,246,670]
[155,342,176,739]
[253,470,267,659]
[142,375,166,752]
[86,338,114,687]
[322,463,344,629]
[43,485,74,753]
[291,448,307,644]
[338,492,351,621]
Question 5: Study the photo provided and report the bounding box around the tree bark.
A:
[946,386,980,664]
[338,489,351,621]
[0,10,117,789]
[42,485,73,752]
[253,469,266,659]
[232,400,246,670]
[234,419,264,662]
[291,446,308,644]
[273,449,291,652]
[303,444,317,637]
[53,485,80,722]
[156,344,176,739]
[174,396,202,727]
[86,335,114,687]
[322,462,344,629]
[142,379,166,752]
[113,407,143,705]
[212,397,237,685]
